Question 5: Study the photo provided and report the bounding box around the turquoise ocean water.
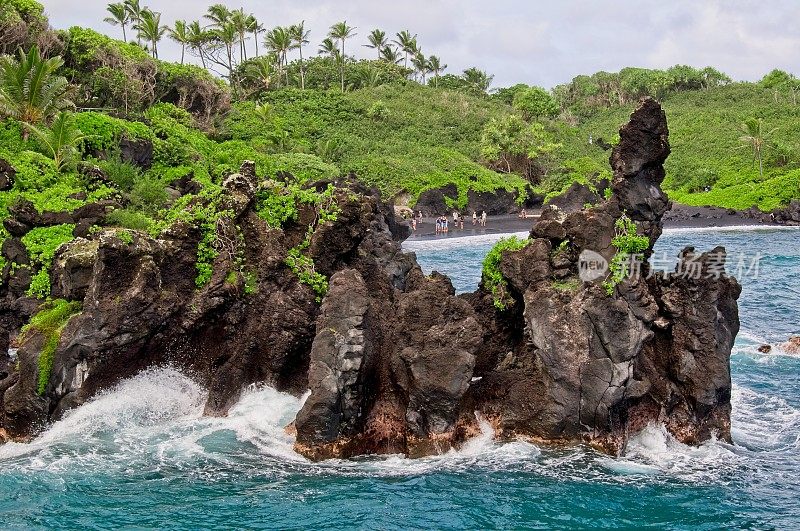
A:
[1,227,798,529]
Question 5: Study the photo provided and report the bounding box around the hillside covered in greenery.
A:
[1,0,798,300]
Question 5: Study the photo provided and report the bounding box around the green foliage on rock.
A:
[25,111,87,172]
[20,299,82,395]
[603,215,650,296]
[21,224,76,298]
[482,236,529,310]
[74,111,153,154]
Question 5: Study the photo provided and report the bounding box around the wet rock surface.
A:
[1,99,741,460]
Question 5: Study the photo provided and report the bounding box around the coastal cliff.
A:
[0,99,740,458]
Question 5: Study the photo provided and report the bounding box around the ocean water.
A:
[1,227,799,529]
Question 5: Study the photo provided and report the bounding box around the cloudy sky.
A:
[40,0,800,88]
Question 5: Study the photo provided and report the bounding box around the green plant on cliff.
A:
[482,236,529,310]
[603,215,650,296]
[148,184,232,289]
[21,224,76,298]
[20,299,82,395]
[285,237,328,302]
[266,183,341,301]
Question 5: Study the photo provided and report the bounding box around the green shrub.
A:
[96,156,141,191]
[268,153,339,183]
[513,86,559,120]
[221,101,284,142]
[20,299,82,395]
[367,100,389,121]
[482,236,529,310]
[144,103,214,167]
[74,112,153,155]
[128,173,168,215]
[285,244,328,302]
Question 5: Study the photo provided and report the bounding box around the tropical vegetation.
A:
[0,0,798,309]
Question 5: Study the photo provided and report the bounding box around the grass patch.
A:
[552,279,579,291]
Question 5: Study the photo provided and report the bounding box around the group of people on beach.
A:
[411,210,487,234]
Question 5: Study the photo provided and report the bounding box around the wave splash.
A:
[1,367,797,485]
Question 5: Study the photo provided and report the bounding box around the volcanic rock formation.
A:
[0,98,740,458]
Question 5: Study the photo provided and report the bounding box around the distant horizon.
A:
[39,0,800,89]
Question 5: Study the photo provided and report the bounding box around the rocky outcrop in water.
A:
[0,99,740,459]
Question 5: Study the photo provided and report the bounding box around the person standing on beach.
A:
[472,211,477,225]
[435,217,441,234]
[453,211,459,228]
[481,211,487,227]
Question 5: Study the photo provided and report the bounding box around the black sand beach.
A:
[406,204,782,241]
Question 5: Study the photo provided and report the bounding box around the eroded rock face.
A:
[462,98,739,453]
[294,266,484,460]
[0,99,740,460]
[0,163,414,439]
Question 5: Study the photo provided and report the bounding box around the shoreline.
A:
[405,204,791,241]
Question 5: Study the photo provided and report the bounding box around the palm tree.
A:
[328,21,356,93]
[214,21,238,81]
[230,8,250,62]
[411,52,427,83]
[318,38,338,58]
[739,118,775,179]
[289,22,310,90]
[104,2,130,43]
[0,46,73,138]
[25,112,86,172]
[364,29,387,59]
[354,67,382,89]
[393,30,417,69]
[428,55,446,87]
[135,9,167,58]
[380,45,402,64]
[248,15,263,57]
[463,67,493,93]
[169,20,190,64]
[264,27,292,87]
[123,0,143,45]
[244,56,275,92]
[204,4,231,28]
[188,21,209,68]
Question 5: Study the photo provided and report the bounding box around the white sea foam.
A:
[732,386,800,452]
[622,424,738,478]
[0,367,206,464]
[2,366,797,486]
[402,231,529,252]
[662,225,800,234]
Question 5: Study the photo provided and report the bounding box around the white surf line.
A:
[403,231,530,250]
[662,225,800,234]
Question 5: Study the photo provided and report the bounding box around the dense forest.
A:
[1,0,798,299]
